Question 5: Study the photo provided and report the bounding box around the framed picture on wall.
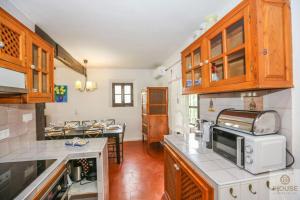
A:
[54,85,68,103]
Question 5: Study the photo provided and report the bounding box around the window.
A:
[112,83,133,107]
[188,94,199,125]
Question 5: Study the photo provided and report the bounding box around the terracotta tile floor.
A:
[109,141,164,200]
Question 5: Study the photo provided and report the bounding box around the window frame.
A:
[188,94,200,125]
[112,83,134,107]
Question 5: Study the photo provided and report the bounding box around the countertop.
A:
[0,138,107,200]
[164,133,292,187]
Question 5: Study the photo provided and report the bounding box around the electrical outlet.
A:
[0,129,10,140]
[22,113,32,122]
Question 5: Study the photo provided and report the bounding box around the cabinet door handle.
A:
[229,188,237,199]
[200,62,204,66]
[173,163,180,171]
[248,184,257,195]
[0,41,5,49]
[266,181,275,191]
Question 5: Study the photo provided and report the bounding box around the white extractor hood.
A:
[0,68,27,94]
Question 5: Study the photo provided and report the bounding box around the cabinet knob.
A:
[173,163,180,171]
[245,156,253,164]
[229,188,237,199]
[248,184,257,195]
[31,65,36,69]
[204,60,209,64]
[0,41,4,49]
[200,62,204,66]
[245,146,253,153]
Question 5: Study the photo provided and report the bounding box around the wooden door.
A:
[164,145,180,200]
[206,5,252,88]
[178,157,214,200]
[27,32,54,102]
[256,0,292,87]
[164,143,214,200]
[0,8,26,72]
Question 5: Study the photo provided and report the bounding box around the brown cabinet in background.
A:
[141,87,169,144]
[182,0,293,94]
[163,143,214,200]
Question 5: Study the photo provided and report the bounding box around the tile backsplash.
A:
[199,89,292,150]
[0,104,36,157]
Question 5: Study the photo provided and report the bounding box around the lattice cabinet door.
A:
[0,8,26,72]
[179,160,214,200]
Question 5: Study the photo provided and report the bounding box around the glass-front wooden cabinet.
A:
[181,0,292,95]
[27,32,54,102]
[182,40,206,92]
[0,8,55,104]
[207,12,248,86]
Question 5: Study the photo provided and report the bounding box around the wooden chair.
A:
[108,123,126,162]
[82,120,102,138]
[64,121,81,136]
[64,121,81,126]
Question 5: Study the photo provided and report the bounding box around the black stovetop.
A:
[0,159,56,200]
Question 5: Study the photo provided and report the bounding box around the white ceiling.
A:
[11,0,238,69]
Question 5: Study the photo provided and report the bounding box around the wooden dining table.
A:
[44,126,123,164]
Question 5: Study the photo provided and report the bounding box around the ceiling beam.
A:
[35,25,86,76]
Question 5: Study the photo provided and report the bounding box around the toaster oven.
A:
[213,126,286,174]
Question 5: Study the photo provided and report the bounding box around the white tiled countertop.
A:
[164,133,293,186]
[0,138,107,200]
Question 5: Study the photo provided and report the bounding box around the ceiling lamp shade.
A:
[75,59,97,92]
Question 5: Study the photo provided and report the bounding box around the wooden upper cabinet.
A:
[181,0,292,94]
[26,32,54,103]
[256,0,293,87]
[182,39,208,93]
[0,8,54,103]
[207,6,251,87]
[0,8,26,73]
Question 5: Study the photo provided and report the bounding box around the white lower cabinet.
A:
[219,184,241,200]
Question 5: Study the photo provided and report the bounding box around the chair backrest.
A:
[64,121,80,126]
[105,119,115,126]
[82,120,97,126]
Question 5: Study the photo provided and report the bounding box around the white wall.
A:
[291,0,300,168]
[45,59,158,141]
[0,0,35,31]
